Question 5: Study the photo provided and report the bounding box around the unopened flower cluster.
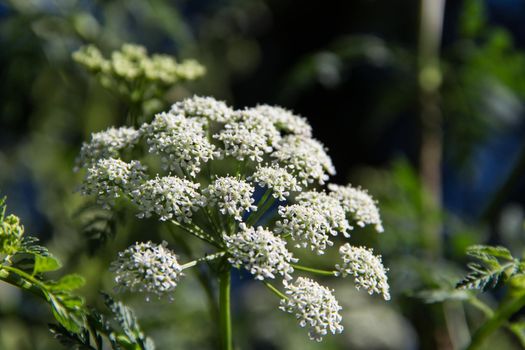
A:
[76,95,390,341]
[73,44,205,99]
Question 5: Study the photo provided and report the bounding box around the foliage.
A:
[0,197,154,349]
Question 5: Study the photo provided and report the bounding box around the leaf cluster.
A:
[456,245,525,292]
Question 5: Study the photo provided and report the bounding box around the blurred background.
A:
[2,0,525,349]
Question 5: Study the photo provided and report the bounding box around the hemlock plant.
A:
[75,95,390,347]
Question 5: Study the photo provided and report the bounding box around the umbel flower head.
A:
[224,224,297,280]
[110,241,183,300]
[280,277,344,342]
[336,243,390,300]
[75,95,389,342]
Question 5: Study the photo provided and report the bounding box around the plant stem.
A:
[291,264,337,276]
[247,190,275,226]
[180,252,226,270]
[466,292,525,350]
[263,281,288,300]
[219,268,233,350]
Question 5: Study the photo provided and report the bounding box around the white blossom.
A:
[275,204,333,255]
[214,109,281,162]
[272,135,335,186]
[131,176,204,222]
[75,126,140,170]
[224,224,297,280]
[328,184,384,232]
[141,112,218,176]
[336,244,390,300]
[253,104,312,137]
[249,165,301,200]
[204,176,256,221]
[170,95,233,123]
[280,277,343,342]
[110,241,183,299]
[296,191,351,237]
[80,158,146,209]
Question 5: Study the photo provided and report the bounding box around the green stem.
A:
[0,266,46,299]
[180,252,226,270]
[170,220,221,248]
[219,268,233,350]
[263,281,288,300]
[247,191,275,226]
[291,264,337,276]
[466,292,525,350]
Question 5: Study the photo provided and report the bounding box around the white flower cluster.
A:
[280,277,343,342]
[253,104,312,137]
[73,43,205,86]
[75,95,390,343]
[75,126,140,170]
[275,191,350,255]
[80,158,146,209]
[214,109,281,162]
[328,184,384,232]
[170,95,233,123]
[272,135,335,186]
[204,176,256,221]
[141,112,218,176]
[336,244,390,300]
[275,204,333,255]
[110,241,183,299]
[224,224,296,280]
[250,165,301,200]
[296,191,351,237]
[131,176,204,222]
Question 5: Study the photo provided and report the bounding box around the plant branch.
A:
[291,264,337,276]
[219,268,233,350]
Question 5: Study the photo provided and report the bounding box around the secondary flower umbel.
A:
[76,95,389,342]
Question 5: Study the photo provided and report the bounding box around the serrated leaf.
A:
[34,254,62,274]
[457,262,506,291]
[49,324,94,350]
[467,245,514,261]
[48,274,86,291]
[102,293,155,350]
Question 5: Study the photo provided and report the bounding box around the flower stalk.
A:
[219,267,233,350]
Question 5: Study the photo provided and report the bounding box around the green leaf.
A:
[48,274,86,291]
[102,293,155,350]
[49,324,95,350]
[456,262,515,291]
[34,254,62,274]
[467,245,514,261]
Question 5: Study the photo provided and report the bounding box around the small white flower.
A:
[214,109,281,162]
[249,165,301,200]
[110,241,183,299]
[253,104,312,137]
[204,176,256,221]
[80,158,146,209]
[170,95,233,123]
[280,277,343,342]
[141,112,218,176]
[336,243,390,300]
[296,191,351,237]
[131,176,204,222]
[225,224,297,280]
[75,126,140,170]
[272,135,335,186]
[328,184,384,232]
[275,204,333,255]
